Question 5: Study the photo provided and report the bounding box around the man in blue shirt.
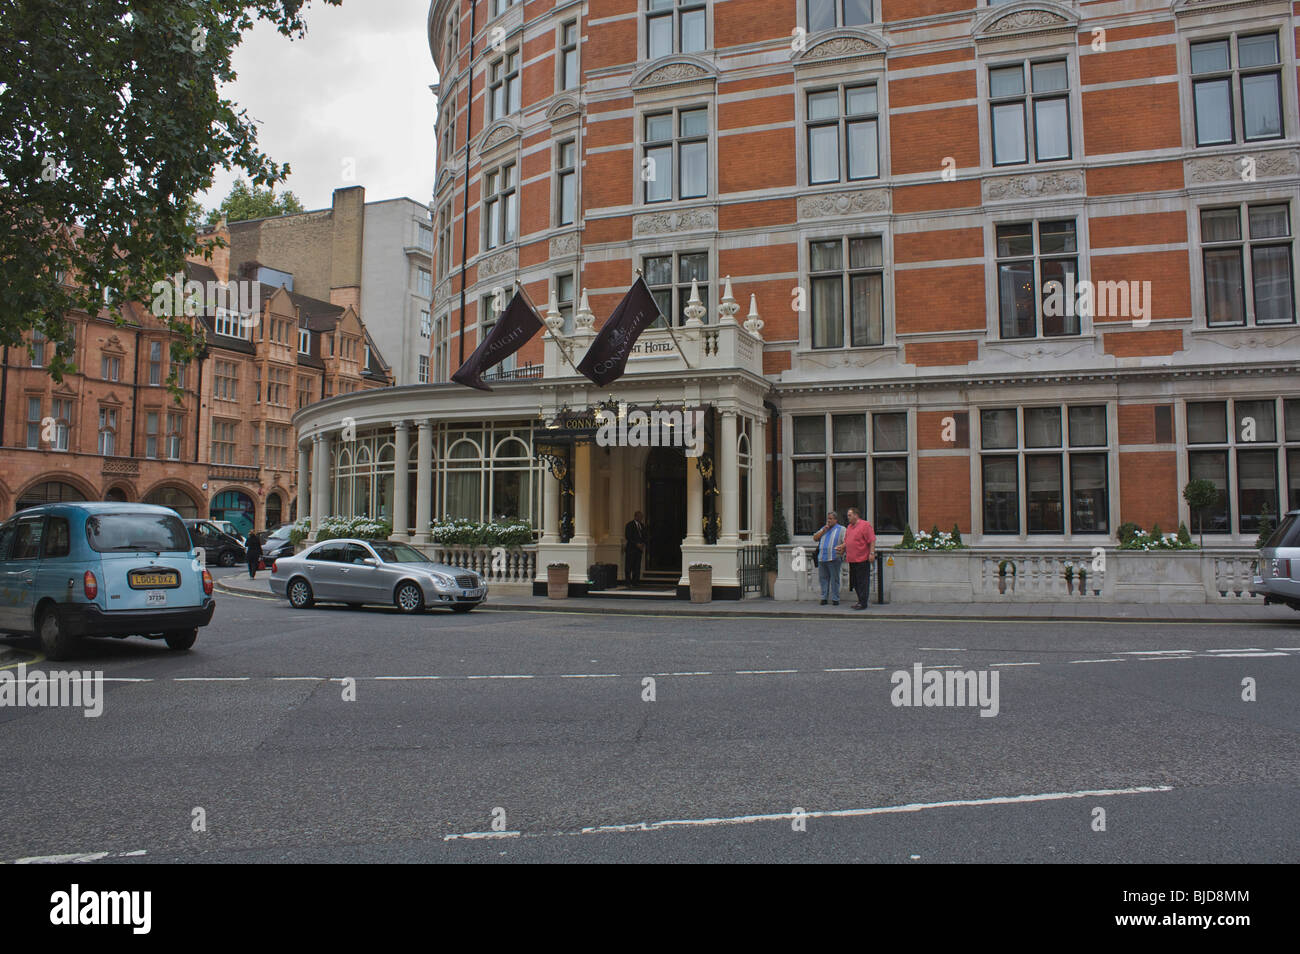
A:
[812,510,846,605]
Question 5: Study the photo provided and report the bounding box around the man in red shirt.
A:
[836,507,876,610]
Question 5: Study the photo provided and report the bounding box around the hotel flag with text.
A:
[450,290,544,391]
[576,276,662,386]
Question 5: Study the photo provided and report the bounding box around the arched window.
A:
[266,493,283,528]
[16,480,85,513]
[211,490,255,536]
[144,486,199,518]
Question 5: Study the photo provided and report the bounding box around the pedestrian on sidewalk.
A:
[245,532,263,579]
[812,510,845,605]
[836,507,876,610]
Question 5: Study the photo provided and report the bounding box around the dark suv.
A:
[1252,509,1300,611]
[184,519,246,568]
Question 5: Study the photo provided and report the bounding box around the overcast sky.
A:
[199,0,439,215]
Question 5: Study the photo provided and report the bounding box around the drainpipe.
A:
[129,327,141,457]
[0,346,9,446]
[764,399,779,503]
[456,0,478,366]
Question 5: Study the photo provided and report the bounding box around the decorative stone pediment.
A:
[633,207,716,236]
[477,120,519,156]
[1185,150,1299,184]
[794,29,887,66]
[547,97,580,122]
[1172,0,1288,17]
[102,334,125,353]
[631,56,716,92]
[797,189,891,219]
[434,168,454,197]
[983,170,1084,202]
[973,2,1077,42]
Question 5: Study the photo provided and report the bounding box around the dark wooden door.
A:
[645,447,686,572]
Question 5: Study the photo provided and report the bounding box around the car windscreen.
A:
[1263,513,1300,549]
[371,543,431,564]
[86,513,192,553]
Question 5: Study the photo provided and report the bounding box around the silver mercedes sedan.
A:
[269,538,487,613]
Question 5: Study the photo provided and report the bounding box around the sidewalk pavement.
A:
[215,572,1298,623]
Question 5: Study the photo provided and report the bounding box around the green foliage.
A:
[997,559,1015,576]
[311,516,391,543]
[895,527,964,551]
[1183,479,1218,512]
[950,524,963,547]
[1177,521,1193,546]
[1117,522,1141,546]
[1255,502,1274,549]
[899,524,915,549]
[205,177,304,225]
[0,0,341,383]
[762,499,789,572]
[1118,524,1199,550]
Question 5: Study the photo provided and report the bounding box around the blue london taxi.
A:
[0,502,215,660]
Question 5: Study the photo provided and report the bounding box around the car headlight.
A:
[429,573,456,588]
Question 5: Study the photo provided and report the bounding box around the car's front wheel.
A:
[394,582,424,614]
[218,550,237,567]
[38,609,74,661]
[164,628,198,651]
[288,577,315,609]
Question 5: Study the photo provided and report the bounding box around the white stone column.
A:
[685,452,704,545]
[572,441,593,545]
[606,451,625,545]
[311,433,331,532]
[751,414,767,543]
[297,441,310,526]
[541,463,560,544]
[392,420,410,540]
[413,420,433,543]
[719,409,740,545]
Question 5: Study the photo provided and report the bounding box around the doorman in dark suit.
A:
[624,511,647,587]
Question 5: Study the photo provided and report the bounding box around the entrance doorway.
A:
[644,446,686,573]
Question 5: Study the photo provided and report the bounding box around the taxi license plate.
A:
[129,570,179,589]
[146,590,167,606]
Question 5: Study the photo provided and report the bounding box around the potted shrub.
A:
[1078,566,1088,596]
[997,559,1016,595]
[547,562,569,600]
[1063,560,1075,595]
[1183,478,1218,549]
[762,500,789,595]
[688,562,712,603]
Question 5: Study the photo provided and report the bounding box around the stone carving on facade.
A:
[549,233,580,258]
[1185,150,1298,183]
[638,62,710,87]
[987,10,1068,33]
[805,37,875,59]
[477,249,517,278]
[478,123,518,155]
[633,207,716,235]
[547,98,579,122]
[983,170,1084,201]
[434,279,450,305]
[797,189,890,219]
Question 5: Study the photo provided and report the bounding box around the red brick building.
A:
[293,0,1300,591]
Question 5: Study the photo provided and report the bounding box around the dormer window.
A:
[299,327,310,354]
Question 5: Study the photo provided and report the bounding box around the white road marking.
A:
[443,831,521,841]
[272,677,324,681]
[375,675,444,680]
[1069,659,1124,664]
[990,662,1039,667]
[1202,651,1287,658]
[1206,648,1264,653]
[1139,656,1197,661]
[1117,650,1194,655]
[920,648,966,652]
[559,673,619,678]
[465,674,534,680]
[823,667,885,672]
[173,677,250,682]
[653,671,713,676]
[13,849,146,864]
[440,785,1174,841]
[735,669,799,675]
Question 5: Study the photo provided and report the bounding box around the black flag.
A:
[576,276,662,386]
[450,290,544,391]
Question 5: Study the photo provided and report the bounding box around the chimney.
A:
[329,186,365,312]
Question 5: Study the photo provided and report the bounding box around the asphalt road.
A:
[1,567,1297,863]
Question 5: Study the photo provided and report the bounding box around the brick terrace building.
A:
[0,223,391,533]
[292,0,1300,594]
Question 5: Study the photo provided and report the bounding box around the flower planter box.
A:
[547,565,569,600]
[688,565,712,603]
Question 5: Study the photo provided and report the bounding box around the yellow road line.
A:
[0,648,43,670]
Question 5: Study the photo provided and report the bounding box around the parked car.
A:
[269,538,486,613]
[261,524,295,562]
[1251,508,1300,611]
[212,520,246,545]
[184,519,247,567]
[0,503,214,659]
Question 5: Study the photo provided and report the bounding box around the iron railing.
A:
[737,545,766,596]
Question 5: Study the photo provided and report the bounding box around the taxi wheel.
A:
[288,577,314,609]
[38,609,73,661]
[394,582,424,614]
[164,628,197,651]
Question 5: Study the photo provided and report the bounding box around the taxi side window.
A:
[0,524,15,561]
[42,518,71,558]
[11,518,45,561]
